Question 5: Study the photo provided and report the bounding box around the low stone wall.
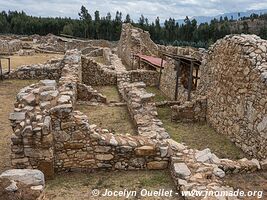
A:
[77,83,107,103]
[7,58,63,80]
[117,74,170,140]
[167,139,262,200]
[82,56,117,85]
[171,97,207,122]
[129,70,159,86]
[200,35,267,159]
[9,50,170,178]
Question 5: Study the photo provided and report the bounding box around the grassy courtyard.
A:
[157,107,247,160]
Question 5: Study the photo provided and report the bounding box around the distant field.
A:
[1,53,64,70]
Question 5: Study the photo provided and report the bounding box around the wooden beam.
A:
[158,57,164,89]
[0,59,3,80]
[174,59,181,101]
[195,67,199,88]
[188,61,194,101]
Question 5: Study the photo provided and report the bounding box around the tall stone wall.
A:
[202,35,267,159]
[117,23,159,67]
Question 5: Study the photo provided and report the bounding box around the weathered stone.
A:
[213,167,225,178]
[0,169,45,186]
[95,154,114,161]
[195,148,220,164]
[9,112,26,121]
[135,146,155,156]
[173,163,191,179]
[147,161,168,170]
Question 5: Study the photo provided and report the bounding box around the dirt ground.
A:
[157,107,247,160]
[0,79,38,173]
[45,170,181,200]
[1,53,64,70]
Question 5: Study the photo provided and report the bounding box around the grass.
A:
[94,86,121,102]
[0,79,38,173]
[224,171,267,199]
[157,107,247,160]
[45,170,180,200]
[77,105,136,135]
[1,53,64,70]
[146,87,169,102]
[93,56,108,65]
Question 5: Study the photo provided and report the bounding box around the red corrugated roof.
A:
[135,54,166,68]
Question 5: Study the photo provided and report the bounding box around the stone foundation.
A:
[171,97,207,122]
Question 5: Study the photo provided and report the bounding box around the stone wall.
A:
[82,56,118,86]
[0,39,23,54]
[201,34,267,159]
[171,97,207,122]
[117,75,170,140]
[7,58,63,80]
[129,70,159,86]
[117,23,159,67]
[9,49,170,178]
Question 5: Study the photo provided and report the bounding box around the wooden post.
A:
[0,59,3,80]
[188,61,194,101]
[158,57,164,89]
[138,56,141,69]
[8,58,11,74]
[195,66,199,88]
[174,59,180,101]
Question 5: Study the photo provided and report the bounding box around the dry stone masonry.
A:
[3,25,267,200]
[199,34,267,159]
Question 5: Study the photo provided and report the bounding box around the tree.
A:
[125,14,131,23]
[62,24,74,35]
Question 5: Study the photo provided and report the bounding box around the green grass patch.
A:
[146,86,169,102]
[77,105,136,135]
[94,86,121,102]
[158,107,247,160]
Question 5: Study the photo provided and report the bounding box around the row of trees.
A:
[0,7,267,49]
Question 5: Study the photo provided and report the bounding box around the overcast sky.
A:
[0,0,267,22]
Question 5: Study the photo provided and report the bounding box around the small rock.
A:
[173,163,191,179]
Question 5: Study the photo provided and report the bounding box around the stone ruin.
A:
[0,23,266,200]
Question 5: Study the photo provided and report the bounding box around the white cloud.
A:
[0,0,266,22]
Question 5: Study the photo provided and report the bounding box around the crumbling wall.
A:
[0,39,23,54]
[117,23,159,67]
[202,35,267,159]
[7,58,63,80]
[171,97,207,122]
